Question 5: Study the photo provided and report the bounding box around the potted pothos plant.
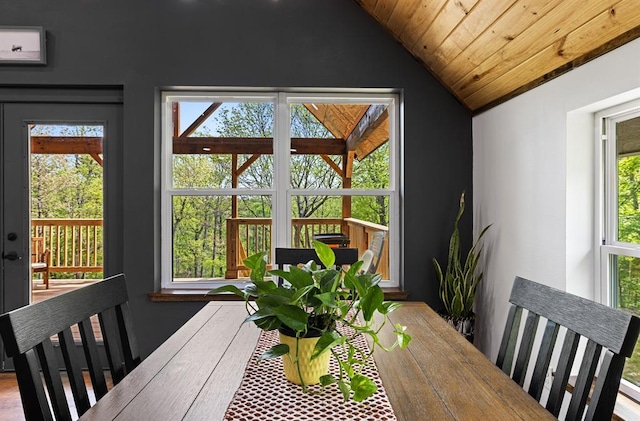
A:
[432,191,491,342]
[209,240,411,403]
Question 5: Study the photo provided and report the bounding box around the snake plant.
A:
[433,192,491,318]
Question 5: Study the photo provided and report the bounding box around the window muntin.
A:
[162,91,399,288]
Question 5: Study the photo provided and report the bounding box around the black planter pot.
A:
[439,312,475,343]
[278,325,323,338]
[277,314,335,338]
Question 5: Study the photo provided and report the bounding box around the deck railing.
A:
[225,217,388,280]
[31,217,388,280]
[32,218,103,273]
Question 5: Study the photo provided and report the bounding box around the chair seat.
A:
[31,262,47,270]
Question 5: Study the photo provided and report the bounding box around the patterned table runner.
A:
[223,328,397,421]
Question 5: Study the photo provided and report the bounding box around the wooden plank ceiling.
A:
[356,0,640,114]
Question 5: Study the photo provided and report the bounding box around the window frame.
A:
[596,98,640,397]
[597,99,640,305]
[160,89,401,289]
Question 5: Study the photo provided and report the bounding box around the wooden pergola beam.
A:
[90,153,104,167]
[320,154,343,176]
[346,104,388,153]
[237,154,261,174]
[31,137,103,154]
[179,103,222,138]
[173,137,346,155]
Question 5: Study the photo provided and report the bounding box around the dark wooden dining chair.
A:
[0,273,140,421]
[497,276,640,421]
[274,247,358,286]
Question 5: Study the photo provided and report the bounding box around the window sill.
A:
[148,287,409,302]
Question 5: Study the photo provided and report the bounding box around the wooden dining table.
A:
[79,301,555,420]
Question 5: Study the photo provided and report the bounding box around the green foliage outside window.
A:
[616,155,640,386]
[30,125,104,280]
[170,102,391,280]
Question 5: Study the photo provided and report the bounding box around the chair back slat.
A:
[15,350,55,421]
[498,276,640,421]
[99,306,128,383]
[0,273,140,420]
[59,327,91,415]
[117,302,141,371]
[496,304,521,373]
[566,340,601,420]
[512,311,539,385]
[37,339,72,421]
[528,320,559,400]
[587,351,625,420]
[79,318,109,399]
[546,329,580,416]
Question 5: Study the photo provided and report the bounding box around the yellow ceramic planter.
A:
[279,332,331,385]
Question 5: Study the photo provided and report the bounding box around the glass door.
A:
[1,101,121,371]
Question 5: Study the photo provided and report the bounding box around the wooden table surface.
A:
[80,301,554,420]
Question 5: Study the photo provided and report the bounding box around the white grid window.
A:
[597,99,640,392]
[161,90,401,289]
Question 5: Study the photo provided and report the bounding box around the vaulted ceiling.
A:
[356,0,640,114]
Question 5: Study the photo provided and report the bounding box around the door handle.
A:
[2,251,22,261]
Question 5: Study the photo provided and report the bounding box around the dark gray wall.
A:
[0,0,472,356]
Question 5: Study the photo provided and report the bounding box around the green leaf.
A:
[254,316,281,331]
[259,344,289,360]
[314,291,338,308]
[245,307,276,324]
[379,301,402,315]
[249,279,278,295]
[368,273,383,288]
[339,359,354,378]
[290,284,315,304]
[313,240,335,268]
[394,323,412,348]
[320,374,337,387]
[269,266,313,289]
[349,260,364,274]
[207,284,245,298]
[273,305,309,332]
[311,331,344,360]
[345,272,365,299]
[350,374,377,402]
[338,381,351,401]
[361,285,384,322]
[433,257,444,284]
[244,251,268,281]
[451,283,464,317]
[318,270,341,293]
[256,288,295,308]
